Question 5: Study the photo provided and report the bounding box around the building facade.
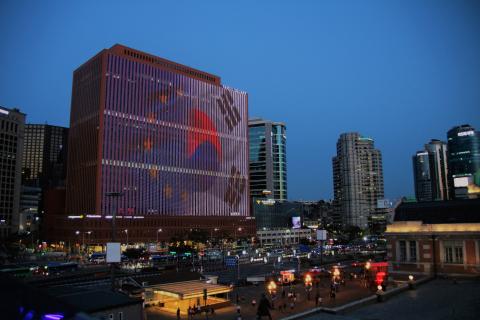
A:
[385,199,480,277]
[447,124,480,199]
[332,133,384,229]
[412,139,449,202]
[412,151,432,202]
[55,44,253,243]
[0,106,25,238]
[22,124,69,188]
[248,118,287,201]
[256,228,312,247]
[18,185,41,234]
[253,200,303,230]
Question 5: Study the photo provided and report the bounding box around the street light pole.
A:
[156,228,162,244]
[106,191,123,292]
[236,255,240,281]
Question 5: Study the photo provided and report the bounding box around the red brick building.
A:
[45,44,255,244]
[385,199,480,277]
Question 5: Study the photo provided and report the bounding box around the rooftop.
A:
[394,198,480,224]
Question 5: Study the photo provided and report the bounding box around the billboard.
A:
[377,199,390,209]
[106,242,121,263]
[316,229,327,241]
[292,216,301,229]
[101,54,249,217]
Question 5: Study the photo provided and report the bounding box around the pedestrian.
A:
[251,298,256,308]
[211,307,215,316]
[282,289,286,298]
[318,297,323,306]
[187,306,192,320]
[283,301,287,312]
[289,301,294,311]
[236,305,241,314]
[330,290,336,301]
[197,305,201,314]
[177,307,181,320]
[256,293,273,320]
[315,292,319,307]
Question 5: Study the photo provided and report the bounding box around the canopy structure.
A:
[153,280,232,300]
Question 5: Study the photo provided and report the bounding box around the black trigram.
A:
[225,166,246,208]
[217,90,241,132]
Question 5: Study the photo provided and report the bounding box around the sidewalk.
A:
[146,277,376,320]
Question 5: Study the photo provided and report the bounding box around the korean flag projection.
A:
[104,64,249,218]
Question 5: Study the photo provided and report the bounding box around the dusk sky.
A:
[1,0,479,201]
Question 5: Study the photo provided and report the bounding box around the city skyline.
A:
[1,1,479,201]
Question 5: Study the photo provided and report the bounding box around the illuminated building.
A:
[22,124,68,188]
[332,133,384,228]
[248,118,287,201]
[412,139,449,202]
[0,106,25,238]
[51,44,253,244]
[447,124,480,199]
[385,198,480,276]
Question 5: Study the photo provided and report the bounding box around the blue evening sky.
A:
[1,0,479,201]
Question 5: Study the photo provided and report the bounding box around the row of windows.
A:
[0,120,19,133]
[123,49,217,83]
[398,240,466,264]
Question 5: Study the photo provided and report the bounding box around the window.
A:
[398,240,417,262]
[444,240,463,264]
[399,240,406,262]
[409,241,417,262]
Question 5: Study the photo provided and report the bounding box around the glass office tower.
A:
[447,124,480,199]
[412,151,433,201]
[248,118,287,201]
[412,139,449,202]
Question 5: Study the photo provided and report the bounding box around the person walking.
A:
[330,289,336,301]
[256,293,273,320]
[177,307,181,320]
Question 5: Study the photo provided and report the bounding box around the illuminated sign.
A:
[454,177,470,188]
[457,130,474,137]
[0,109,10,115]
[292,216,301,229]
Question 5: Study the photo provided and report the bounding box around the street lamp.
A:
[156,228,163,243]
[75,230,81,253]
[267,280,277,296]
[408,274,415,289]
[86,231,92,252]
[304,274,313,300]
